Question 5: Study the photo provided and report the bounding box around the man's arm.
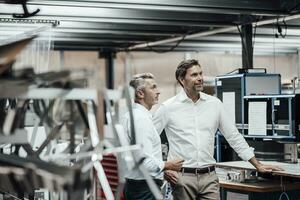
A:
[153,104,168,135]
[164,158,184,171]
[218,100,255,161]
[249,156,283,172]
[218,100,284,172]
[137,123,165,173]
[140,126,183,173]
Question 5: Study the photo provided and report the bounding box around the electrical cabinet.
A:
[243,94,300,141]
[215,73,281,135]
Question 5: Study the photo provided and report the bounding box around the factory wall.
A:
[32,51,299,103]
[115,52,299,102]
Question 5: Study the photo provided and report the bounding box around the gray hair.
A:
[129,73,154,98]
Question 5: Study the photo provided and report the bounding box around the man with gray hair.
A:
[122,73,184,200]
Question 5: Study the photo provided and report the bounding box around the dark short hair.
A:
[175,59,200,86]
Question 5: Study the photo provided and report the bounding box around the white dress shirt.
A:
[122,103,164,180]
[153,89,254,168]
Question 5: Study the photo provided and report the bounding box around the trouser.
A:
[172,171,220,200]
[124,178,163,200]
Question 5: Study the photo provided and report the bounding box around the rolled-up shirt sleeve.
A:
[218,100,255,161]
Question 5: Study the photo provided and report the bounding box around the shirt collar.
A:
[177,88,208,102]
[133,103,152,116]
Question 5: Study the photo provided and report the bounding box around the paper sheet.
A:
[222,92,236,124]
[248,102,267,135]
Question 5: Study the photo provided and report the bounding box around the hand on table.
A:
[256,163,284,173]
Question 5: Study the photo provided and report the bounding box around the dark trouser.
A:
[124,179,163,200]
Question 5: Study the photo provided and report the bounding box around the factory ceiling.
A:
[1,0,300,54]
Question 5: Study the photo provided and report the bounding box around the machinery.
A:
[215,70,300,163]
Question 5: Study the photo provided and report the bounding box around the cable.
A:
[273,22,276,73]
[280,19,287,38]
[288,2,300,13]
[279,192,290,200]
[275,18,287,38]
[146,34,187,53]
[279,176,290,200]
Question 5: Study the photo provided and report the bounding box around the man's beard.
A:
[193,84,203,92]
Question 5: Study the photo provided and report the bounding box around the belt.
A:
[125,179,163,186]
[181,166,215,174]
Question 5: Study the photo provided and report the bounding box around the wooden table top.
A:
[216,161,300,178]
[219,180,300,192]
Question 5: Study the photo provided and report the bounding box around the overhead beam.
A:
[0,14,234,27]
[184,35,300,43]
[54,21,207,32]
[27,0,291,16]
[128,13,300,50]
[0,5,245,24]
[53,44,297,55]
[52,40,300,50]
[151,41,300,48]
[2,1,300,52]
[132,46,297,53]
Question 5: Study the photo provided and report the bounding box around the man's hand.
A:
[256,163,284,173]
[164,170,179,185]
[249,156,284,173]
[164,158,184,171]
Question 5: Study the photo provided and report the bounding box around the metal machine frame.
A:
[215,73,281,135]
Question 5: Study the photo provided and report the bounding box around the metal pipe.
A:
[128,26,236,50]
[128,13,300,50]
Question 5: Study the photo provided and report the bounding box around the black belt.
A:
[181,166,215,174]
[126,178,163,186]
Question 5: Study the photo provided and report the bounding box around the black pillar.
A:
[241,24,253,69]
[99,50,115,89]
[106,53,114,89]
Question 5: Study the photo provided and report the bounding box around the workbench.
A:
[216,161,300,178]
[216,161,300,200]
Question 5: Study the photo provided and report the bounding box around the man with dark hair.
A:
[122,73,184,200]
[153,60,282,200]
